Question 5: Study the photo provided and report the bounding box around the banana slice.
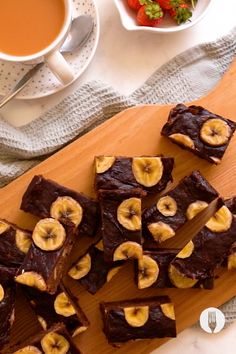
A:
[15,271,47,291]
[228,253,236,270]
[37,316,47,330]
[72,326,88,337]
[95,239,103,251]
[186,201,208,220]
[169,133,195,149]
[54,292,76,317]
[68,253,91,280]
[148,222,175,243]
[138,255,159,289]
[169,264,197,288]
[107,266,123,282]
[14,346,42,354]
[0,283,4,302]
[15,230,32,254]
[0,220,10,234]
[50,196,83,227]
[113,241,143,261]
[41,332,69,354]
[160,303,175,320]
[117,198,141,231]
[176,241,194,259]
[132,157,163,187]
[95,156,116,173]
[32,218,66,251]
[157,196,177,217]
[206,206,232,233]
[200,118,231,146]
[124,306,149,327]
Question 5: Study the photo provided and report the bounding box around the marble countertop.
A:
[1,0,236,353]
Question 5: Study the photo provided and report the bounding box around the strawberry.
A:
[127,0,152,11]
[137,3,164,27]
[169,3,192,24]
[156,0,182,10]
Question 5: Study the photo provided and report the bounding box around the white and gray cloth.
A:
[0,28,236,324]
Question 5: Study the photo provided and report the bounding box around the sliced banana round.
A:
[186,201,208,220]
[32,218,66,251]
[117,198,141,231]
[107,266,123,282]
[200,118,231,146]
[157,196,177,217]
[72,326,88,337]
[148,222,175,243]
[169,264,197,288]
[206,206,232,233]
[15,230,32,254]
[176,241,194,259]
[13,346,42,354]
[0,220,10,234]
[95,239,103,251]
[169,133,195,149]
[41,332,69,354]
[113,241,143,261]
[138,255,159,289]
[0,283,4,302]
[160,303,175,320]
[124,306,149,327]
[132,157,163,187]
[15,271,47,291]
[95,156,116,173]
[37,316,47,330]
[228,253,236,270]
[68,253,91,280]
[54,292,76,317]
[50,196,83,227]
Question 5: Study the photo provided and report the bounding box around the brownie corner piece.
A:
[161,103,236,164]
[20,174,99,237]
[100,296,176,345]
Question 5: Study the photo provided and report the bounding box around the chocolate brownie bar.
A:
[0,266,17,350]
[169,199,236,288]
[225,197,236,269]
[136,249,213,290]
[99,189,145,263]
[161,104,236,164]
[68,239,124,294]
[22,282,89,337]
[20,175,99,237]
[100,296,176,346]
[95,156,174,194]
[15,218,76,294]
[10,323,81,354]
[0,219,32,267]
[142,170,218,245]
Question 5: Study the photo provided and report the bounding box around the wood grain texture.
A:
[3,59,236,354]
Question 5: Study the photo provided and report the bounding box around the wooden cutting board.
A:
[4,58,236,354]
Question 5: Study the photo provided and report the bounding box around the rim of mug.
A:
[0,0,72,62]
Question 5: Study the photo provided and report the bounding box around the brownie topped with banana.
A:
[20,175,99,237]
[169,199,236,288]
[161,104,236,164]
[142,170,218,245]
[15,218,76,294]
[95,156,174,194]
[100,296,176,346]
[0,219,32,267]
[22,283,89,337]
[224,196,236,270]
[99,189,145,263]
[136,249,213,290]
[10,323,82,354]
[68,238,124,294]
[0,266,17,350]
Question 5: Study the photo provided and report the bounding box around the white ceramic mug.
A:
[0,0,74,85]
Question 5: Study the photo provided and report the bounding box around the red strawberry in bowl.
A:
[137,3,164,27]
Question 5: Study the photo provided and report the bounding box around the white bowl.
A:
[113,0,213,33]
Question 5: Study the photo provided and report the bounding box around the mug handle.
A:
[45,50,74,85]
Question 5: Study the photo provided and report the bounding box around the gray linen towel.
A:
[0,27,236,324]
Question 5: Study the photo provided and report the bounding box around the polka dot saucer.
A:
[0,0,99,99]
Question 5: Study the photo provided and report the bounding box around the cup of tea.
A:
[0,0,75,84]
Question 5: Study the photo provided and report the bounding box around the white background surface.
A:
[1,0,236,352]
